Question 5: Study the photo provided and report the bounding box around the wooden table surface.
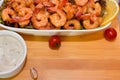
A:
[0,17,120,80]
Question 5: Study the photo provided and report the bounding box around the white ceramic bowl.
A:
[0,30,27,78]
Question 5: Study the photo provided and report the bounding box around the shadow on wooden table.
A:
[21,30,104,42]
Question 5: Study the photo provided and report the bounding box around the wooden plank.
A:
[0,18,120,80]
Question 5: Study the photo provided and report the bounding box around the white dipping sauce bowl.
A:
[0,30,27,78]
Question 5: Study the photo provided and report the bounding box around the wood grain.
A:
[0,18,120,80]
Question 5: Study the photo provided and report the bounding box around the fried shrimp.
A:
[10,7,33,27]
[88,2,102,16]
[45,0,60,13]
[1,8,16,23]
[58,0,68,9]
[50,0,59,7]
[18,20,30,28]
[34,0,48,4]
[34,0,41,4]
[11,0,26,12]
[25,0,34,6]
[18,8,33,27]
[49,9,67,28]
[0,0,105,30]
[42,1,55,7]
[83,15,102,29]
[15,8,33,22]
[64,19,81,30]
[40,22,54,30]
[64,3,77,20]
[75,0,88,6]
[31,13,48,29]
[25,0,35,11]
[31,3,49,29]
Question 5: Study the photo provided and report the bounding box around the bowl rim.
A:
[0,22,111,32]
[0,22,111,36]
[0,0,112,36]
[0,30,27,75]
[0,0,112,33]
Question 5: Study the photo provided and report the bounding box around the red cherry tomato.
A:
[104,28,117,41]
[49,35,61,49]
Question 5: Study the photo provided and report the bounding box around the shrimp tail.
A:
[75,11,82,20]
[34,0,41,4]
[42,2,55,7]
[34,3,44,14]
[7,0,14,7]
[46,7,57,13]
[58,0,68,9]
[34,8,41,14]
[11,17,20,22]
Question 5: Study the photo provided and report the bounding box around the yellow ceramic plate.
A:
[101,0,119,26]
[0,0,118,36]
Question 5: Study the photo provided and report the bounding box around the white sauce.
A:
[0,35,23,72]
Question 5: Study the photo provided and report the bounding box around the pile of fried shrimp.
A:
[0,0,106,30]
